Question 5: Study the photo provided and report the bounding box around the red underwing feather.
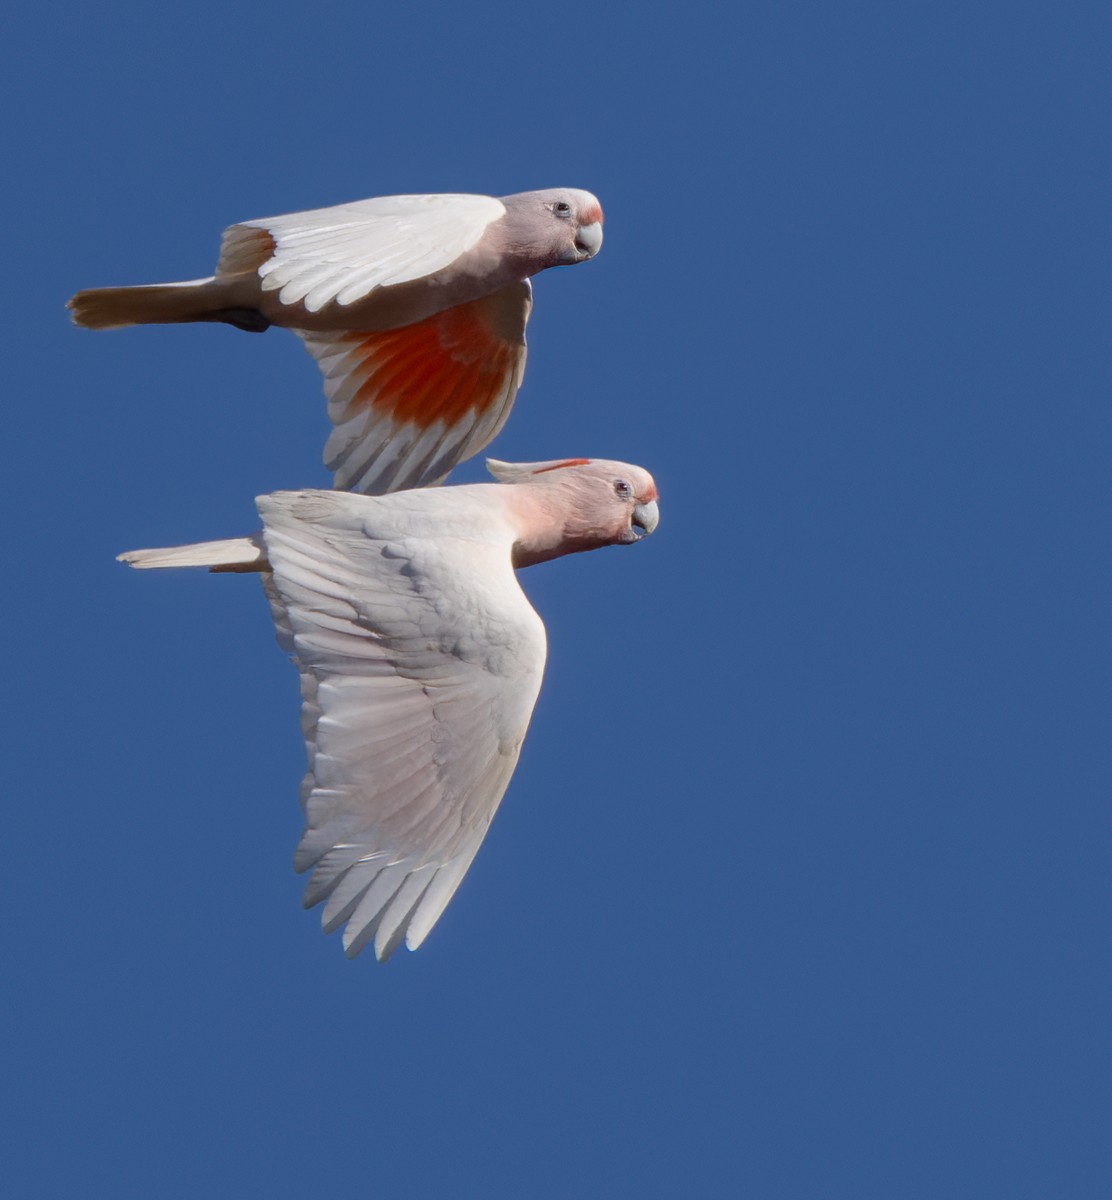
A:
[344,299,518,429]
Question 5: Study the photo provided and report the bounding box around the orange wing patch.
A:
[333,296,520,429]
[295,282,532,494]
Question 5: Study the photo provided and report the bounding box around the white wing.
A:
[218,193,505,314]
[258,488,546,960]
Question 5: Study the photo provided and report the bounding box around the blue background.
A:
[5,2,1109,1195]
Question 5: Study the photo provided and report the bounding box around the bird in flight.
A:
[119,456,658,961]
[70,189,604,494]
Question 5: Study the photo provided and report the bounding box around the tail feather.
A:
[68,278,221,329]
[118,535,266,572]
[68,278,269,332]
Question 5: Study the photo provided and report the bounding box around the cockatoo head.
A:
[502,188,604,265]
[488,457,658,565]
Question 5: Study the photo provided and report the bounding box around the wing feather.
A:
[258,487,546,959]
[223,193,506,312]
[295,281,531,494]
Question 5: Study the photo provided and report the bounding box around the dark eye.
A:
[553,200,573,217]
[613,479,632,499]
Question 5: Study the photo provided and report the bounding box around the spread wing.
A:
[295,281,531,494]
[258,488,546,960]
[218,193,505,313]
[217,195,530,495]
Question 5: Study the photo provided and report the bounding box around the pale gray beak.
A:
[631,499,659,538]
[575,221,603,259]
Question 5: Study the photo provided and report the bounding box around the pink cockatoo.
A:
[69,189,604,494]
[119,457,658,961]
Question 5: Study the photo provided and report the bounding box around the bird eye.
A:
[613,479,632,499]
[553,200,573,217]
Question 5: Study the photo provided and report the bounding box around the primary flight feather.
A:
[70,189,604,494]
[119,457,658,961]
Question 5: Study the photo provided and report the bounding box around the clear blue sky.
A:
[5,2,1110,1196]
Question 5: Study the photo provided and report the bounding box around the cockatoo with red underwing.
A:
[119,457,658,962]
[69,188,604,495]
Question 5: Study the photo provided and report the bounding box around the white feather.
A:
[118,536,263,571]
[258,487,546,958]
[240,193,505,311]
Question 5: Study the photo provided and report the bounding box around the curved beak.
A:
[574,220,603,259]
[630,499,659,539]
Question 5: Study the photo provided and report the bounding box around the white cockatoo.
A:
[119,457,658,961]
[70,189,604,494]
